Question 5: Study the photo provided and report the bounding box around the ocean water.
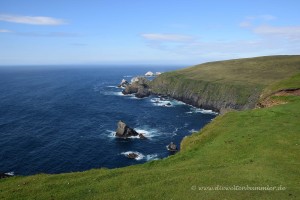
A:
[0,66,216,175]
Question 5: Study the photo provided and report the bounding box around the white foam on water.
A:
[172,99,186,105]
[106,130,116,138]
[121,151,144,160]
[5,172,14,176]
[106,127,160,139]
[192,108,218,115]
[150,98,173,107]
[129,96,146,100]
[150,96,218,115]
[106,86,119,88]
[123,93,135,97]
[135,127,160,138]
[123,75,133,78]
[146,154,159,161]
[189,129,197,133]
[103,91,124,96]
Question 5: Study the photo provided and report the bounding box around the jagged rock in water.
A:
[115,121,139,138]
[126,153,139,159]
[122,77,151,98]
[167,142,177,152]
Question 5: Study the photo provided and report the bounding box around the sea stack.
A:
[115,121,139,138]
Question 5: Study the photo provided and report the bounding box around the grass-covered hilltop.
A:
[151,55,300,113]
[1,55,300,200]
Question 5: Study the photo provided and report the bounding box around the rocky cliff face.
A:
[122,77,150,98]
[150,73,263,114]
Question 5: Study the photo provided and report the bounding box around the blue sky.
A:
[0,0,300,65]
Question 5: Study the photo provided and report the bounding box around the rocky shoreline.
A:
[118,75,222,114]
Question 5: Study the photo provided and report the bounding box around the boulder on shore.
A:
[115,121,139,138]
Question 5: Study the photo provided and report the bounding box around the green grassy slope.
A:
[1,67,300,199]
[150,55,300,112]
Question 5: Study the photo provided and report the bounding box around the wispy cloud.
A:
[0,14,66,25]
[15,31,79,37]
[246,14,277,21]
[0,29,12,33]
[141,33,194,42]
[239,14,276,28]
[253,25,300,41]
[141,15,300,61]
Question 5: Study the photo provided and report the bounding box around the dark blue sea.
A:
[0,66,216,175]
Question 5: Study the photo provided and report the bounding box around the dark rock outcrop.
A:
[115,121,139,138]
[135,85,150,98]
[122,77,151,98]
[122,84,138,94]
[167,142,177,152]
[126,153,139,159]
[0,172,13,179]
[138,133,147,139]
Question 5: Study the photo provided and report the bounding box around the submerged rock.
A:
[126,153,139,159]
[167,142,177,152]
[138,133,147,139]
[115,121,139,138]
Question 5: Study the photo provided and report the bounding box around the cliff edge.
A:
[150,55,300,113]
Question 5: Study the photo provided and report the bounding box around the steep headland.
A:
[150,55,300,113]
[1,55,300,200]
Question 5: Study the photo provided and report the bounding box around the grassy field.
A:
[1,56,300,200]
[176,55,300,85]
